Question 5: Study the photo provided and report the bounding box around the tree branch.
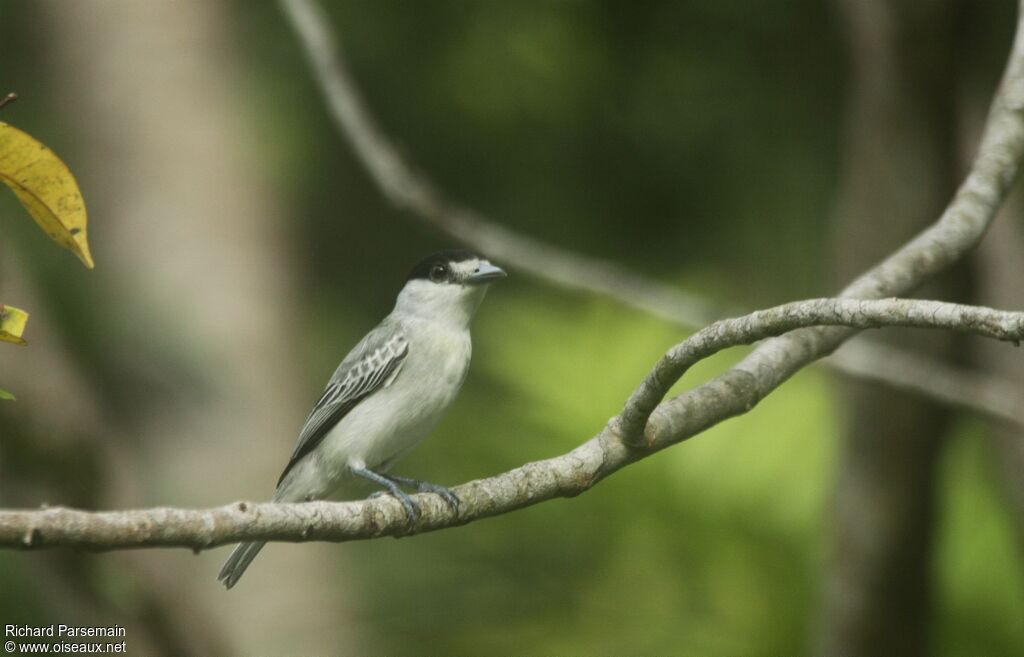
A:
[638,0,1024,450]
[3,1,1021,553]
[615,299,1024,444]
[278,0,1024,429]
[827,340,1024,427]
[278,0,726,328]
[0,298,1022,550]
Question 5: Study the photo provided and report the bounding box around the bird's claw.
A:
[415,482,460,514]
[363,471,458,529]
[385,475,460,515]
[367,489,420,529]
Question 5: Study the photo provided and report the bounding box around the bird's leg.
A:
[385,474,460,514]
[350,466,420,528]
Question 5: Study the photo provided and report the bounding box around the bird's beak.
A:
[466,262,507,285]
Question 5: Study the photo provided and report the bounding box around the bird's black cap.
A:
[406,249,482,282]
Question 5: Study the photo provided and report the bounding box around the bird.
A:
[218,249,506,589]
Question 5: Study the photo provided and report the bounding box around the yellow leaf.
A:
[0,304,29,345]
[0,122,93,268]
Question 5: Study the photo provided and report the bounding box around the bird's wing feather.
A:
[277,323,409,487]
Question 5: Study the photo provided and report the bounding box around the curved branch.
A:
[278,0,721,326]
[637,1,1024,449]
[616,298,1024,443]
[0,298,1022,550]
[279,0,1024,429]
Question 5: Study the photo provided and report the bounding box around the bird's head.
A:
[395,249,507,327]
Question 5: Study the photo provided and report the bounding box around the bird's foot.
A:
[353,467,421,530]
[387,475,460,514]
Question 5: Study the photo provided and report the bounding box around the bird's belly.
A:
[315,331,470,487]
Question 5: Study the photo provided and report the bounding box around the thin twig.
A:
[828,341,1024,426]
[277,0,720,326]
[0,92,17,111]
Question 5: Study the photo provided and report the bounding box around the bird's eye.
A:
[429,264,447,283]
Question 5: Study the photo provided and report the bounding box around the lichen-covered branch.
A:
[0,298,1022,550]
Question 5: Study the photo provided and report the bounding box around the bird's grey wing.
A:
[276,326,409,487]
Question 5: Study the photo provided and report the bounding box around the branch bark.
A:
[0,298,1022,550]
[279,0,1024,430]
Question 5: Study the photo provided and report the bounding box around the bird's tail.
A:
[217,540,267,589]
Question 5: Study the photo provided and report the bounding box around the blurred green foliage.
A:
[0,1,1021,655]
